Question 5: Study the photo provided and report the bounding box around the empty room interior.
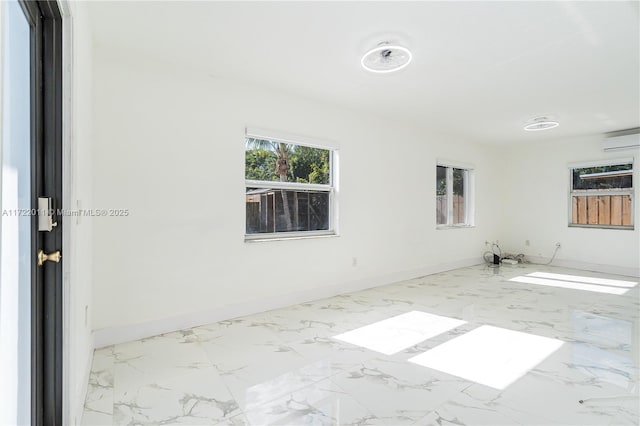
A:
[1,1,640,426]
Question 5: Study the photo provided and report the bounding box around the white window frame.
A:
[568,158,634,230]
[244,128,338,241]
[436,160,475,229]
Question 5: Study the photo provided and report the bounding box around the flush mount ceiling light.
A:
[524,117,560,131]
[361,43,412,74]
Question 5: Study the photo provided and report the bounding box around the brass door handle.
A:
[38,250,61,266]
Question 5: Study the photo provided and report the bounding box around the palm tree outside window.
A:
[244,131,336,239]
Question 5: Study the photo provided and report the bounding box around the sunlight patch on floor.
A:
[527,272,638,288]
[509,275,630,295]
[409,325,564,389]
[333,311,466,355]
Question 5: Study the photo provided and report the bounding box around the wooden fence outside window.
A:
[571,194,632,226]
[436,195,465,225]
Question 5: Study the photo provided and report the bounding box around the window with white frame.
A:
[569,159,634,229]
[245,130,336,239]
[436,162,474,227]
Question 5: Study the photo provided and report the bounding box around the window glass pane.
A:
[436,166,447,225]
[572,164,632,190]
[1,1,31,424]
[452,168,465,224]
[245,138,330,184]
[246,188,330,234]
[570,163,633,228]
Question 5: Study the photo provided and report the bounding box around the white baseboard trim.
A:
[526,256,640,278]
[93,257,483,348]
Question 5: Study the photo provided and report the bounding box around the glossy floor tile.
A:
[81,264,639,425]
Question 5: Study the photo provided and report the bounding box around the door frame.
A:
[19,1,63,424]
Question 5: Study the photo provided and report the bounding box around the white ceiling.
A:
[86,1,640,145]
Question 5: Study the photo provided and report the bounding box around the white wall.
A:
[499,135,639,277]
[90,46,503,342]
[63,2,94,424]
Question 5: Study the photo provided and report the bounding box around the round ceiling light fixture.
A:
[361,43,412,74]
[524,117,560,131]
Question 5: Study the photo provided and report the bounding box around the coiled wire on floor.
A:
[483,243,502,268]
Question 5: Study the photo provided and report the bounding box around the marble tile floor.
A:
[81,264,640,426]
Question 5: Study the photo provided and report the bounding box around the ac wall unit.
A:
[602,133,640,152]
